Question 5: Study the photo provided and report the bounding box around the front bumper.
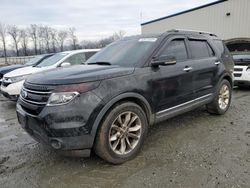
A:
[233,66,250,87]
[0,80,24,100]
[16,91,103,155]
[0,89,19,101]
[234,80,250,87]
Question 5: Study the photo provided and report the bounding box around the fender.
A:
[89,92,154,146]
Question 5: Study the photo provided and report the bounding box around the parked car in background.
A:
[16,30,234,164]
[233,53,250,88]
[1,49,99,101]
[0,54,53,85]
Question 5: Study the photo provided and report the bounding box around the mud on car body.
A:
[16,30,234,164]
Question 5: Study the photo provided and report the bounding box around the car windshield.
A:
[36,53,69,67]
[86,38,158,67]
[25,55,45,66]
[233,54,250,61]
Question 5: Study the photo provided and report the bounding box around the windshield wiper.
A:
[88,62,111,65]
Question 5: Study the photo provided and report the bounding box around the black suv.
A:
[16,30,234,164]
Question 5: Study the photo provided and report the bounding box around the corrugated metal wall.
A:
[141,0,250,40]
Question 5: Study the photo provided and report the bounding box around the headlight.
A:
[8,74,31,83]
[47,92,79,106]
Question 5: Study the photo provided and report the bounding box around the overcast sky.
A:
[0,0,215,41]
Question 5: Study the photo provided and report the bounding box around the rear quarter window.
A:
[213,39,230,56]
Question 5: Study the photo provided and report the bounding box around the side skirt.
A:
[155,94,214,124]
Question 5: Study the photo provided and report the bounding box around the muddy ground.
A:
[0,89,249,188]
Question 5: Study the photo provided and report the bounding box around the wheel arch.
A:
[221,73,233,88]
[89,92,154,147]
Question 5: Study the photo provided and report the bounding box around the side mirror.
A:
[60,62,71,67]
[151,55,177,67]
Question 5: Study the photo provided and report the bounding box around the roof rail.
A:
[167,29,217,37]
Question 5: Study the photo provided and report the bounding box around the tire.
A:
[94,102,148,164]
[206,79,232,115]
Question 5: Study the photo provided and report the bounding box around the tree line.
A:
[0,22,125,62]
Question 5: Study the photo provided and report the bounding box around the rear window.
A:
[189,40,214,59]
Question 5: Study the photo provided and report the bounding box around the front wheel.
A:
[94,102,148,164]
[206,79,232,115]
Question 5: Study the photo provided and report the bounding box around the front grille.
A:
[19,82,55,115]
[2,81,11,87]
[234,73,242,77]
[234,68,243,72]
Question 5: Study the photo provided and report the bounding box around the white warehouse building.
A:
[141,0,250,52]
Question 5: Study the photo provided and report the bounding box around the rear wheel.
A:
[94,102,148,164]
[206,79,232,115]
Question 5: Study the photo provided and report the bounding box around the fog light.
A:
[50,139,62,149]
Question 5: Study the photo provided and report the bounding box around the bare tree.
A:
[69,27,78,50]
[41,26,52,53]
[50,28,57,53]
[0,23,7,63]
[57,30,68,51]
[8,25,21,56]
[113,30,126,40]
[38,26,45,54]
[29,24,39,55]
[81,31,126,49]
[20,29,29,56]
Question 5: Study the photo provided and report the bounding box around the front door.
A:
[151,36,195,114]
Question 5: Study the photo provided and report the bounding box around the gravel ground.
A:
[0,89,249,188]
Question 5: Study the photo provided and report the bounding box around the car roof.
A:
[58,49,100,55]
[123,29,219,41]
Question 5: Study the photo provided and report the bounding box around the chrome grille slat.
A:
[20,83,55,115]
[234,68,243,72]
[20,95,47,105]
[22,87,52,94]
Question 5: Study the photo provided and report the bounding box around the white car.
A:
[0,49,99,100]
[233,54,250,88]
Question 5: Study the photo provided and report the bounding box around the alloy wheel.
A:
[108,111,142,155]
[218,84,230,110]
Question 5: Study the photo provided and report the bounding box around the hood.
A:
[0,64,25,75]
[4,66,50,78]
[27,65,135,85]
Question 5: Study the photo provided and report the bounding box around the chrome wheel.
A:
[109,111,142,155]
[218,84,230,110]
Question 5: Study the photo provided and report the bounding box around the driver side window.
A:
[161,39,188,62]
[64,53,86,65]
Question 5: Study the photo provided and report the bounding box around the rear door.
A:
[151,36,196,113]
[186,37,219,98]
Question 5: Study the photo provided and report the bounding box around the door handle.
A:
[215,61,221,65]
[183,67,193,72]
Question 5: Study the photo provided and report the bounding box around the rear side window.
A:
[85,52,97,60]
[64,53,86,65]
[189,40,214,59]
[161,39,188,61]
